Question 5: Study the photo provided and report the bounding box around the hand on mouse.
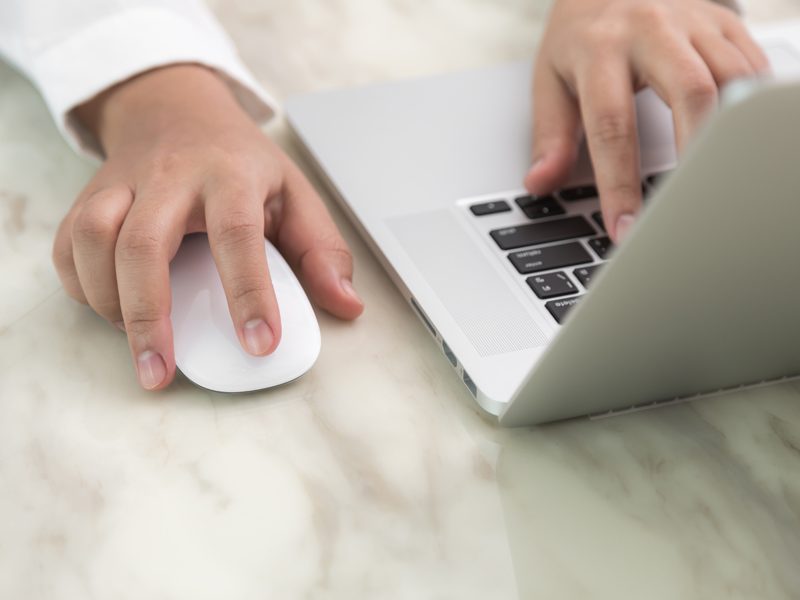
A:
[52,64,364,391]
[524,0,769,243]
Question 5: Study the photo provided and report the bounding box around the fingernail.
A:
[137,350,166,390]
[243,319,274,355]
[114,321,126,332]
[340,278,363,305]
[615,214,636,243]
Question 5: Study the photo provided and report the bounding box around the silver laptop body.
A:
[286,22,800,426]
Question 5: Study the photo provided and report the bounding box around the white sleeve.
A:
[0,0,277,158]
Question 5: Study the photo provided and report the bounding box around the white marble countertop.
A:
[3,2,800,598]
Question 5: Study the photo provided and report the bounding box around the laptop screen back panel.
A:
[501,81,800,426]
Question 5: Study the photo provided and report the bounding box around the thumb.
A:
[275,161,364,321]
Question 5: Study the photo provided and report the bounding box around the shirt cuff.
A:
[28,6,277,159]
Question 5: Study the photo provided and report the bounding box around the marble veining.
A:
[3,1,800,599]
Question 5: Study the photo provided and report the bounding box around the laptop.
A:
[285,20,800,426]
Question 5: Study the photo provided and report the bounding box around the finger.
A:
[71,185,133,327]
[577,59,642,244]
[274,159,364,320]
[204,177,280,356]
[634,33,719,153]
[525,62,582,195]
[52,204,88,304]
[115,186,187,391]
[692,32,755,88]
[721,18,771,73]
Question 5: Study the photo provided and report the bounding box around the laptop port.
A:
[442,340,457,367]
[462,370,477,398]
[409,297,436,337]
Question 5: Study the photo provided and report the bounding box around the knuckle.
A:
[588,112,635,147]
[630,3,671,29]
[298,243,354,275]
[54,262,87,303]
[52,222,88,304]
[583,21,625,51]
[324,239,353,260]
[213,212,262,247]
[605,181,642,203]
[85,184,131,205]
[122,314,162,337]
[322,245,354,268]
[679,72,718,108]
[147,150,185,177]
[207,152,264,192]
[213,180,256,207]
[72,205,118,245]
[52,238,73,274]
[228,275,272,303]
[91,298,122,320]
[57,272,87,304]
[214,152,253,178]
[116,228,163,262]
[716,6,743,30]
[122,297,167,330]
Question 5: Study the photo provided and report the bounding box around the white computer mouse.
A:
[169,233,321,393]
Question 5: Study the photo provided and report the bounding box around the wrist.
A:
[75,64,246,156]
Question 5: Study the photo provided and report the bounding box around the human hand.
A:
[524,0,769,243]
[53,65,363,391]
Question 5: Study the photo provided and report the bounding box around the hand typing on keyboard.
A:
[523,0,769,244]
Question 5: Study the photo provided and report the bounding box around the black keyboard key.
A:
[515,194,555,209]
[546,296,583,324]
[644,171,673,200]
[591,211,605,232]
[573,264,600,288]
[490,217,596,251]
[470,200,511,216]
[588,236,613,259]
[515,195,565,220]
[508,242,592,274]
[646,171,672,188]
[559,185,598,201]
[527,272,579,300]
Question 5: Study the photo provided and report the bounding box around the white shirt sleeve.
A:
[0,0,277,159]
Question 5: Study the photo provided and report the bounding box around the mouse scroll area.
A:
[169,234,321,393]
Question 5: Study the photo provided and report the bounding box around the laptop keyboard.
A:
[490,216,595,250]
[467,175,669,325]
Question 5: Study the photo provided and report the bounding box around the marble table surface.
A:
[3,1,800,598]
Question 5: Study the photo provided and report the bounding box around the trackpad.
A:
[388,209,546,357]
